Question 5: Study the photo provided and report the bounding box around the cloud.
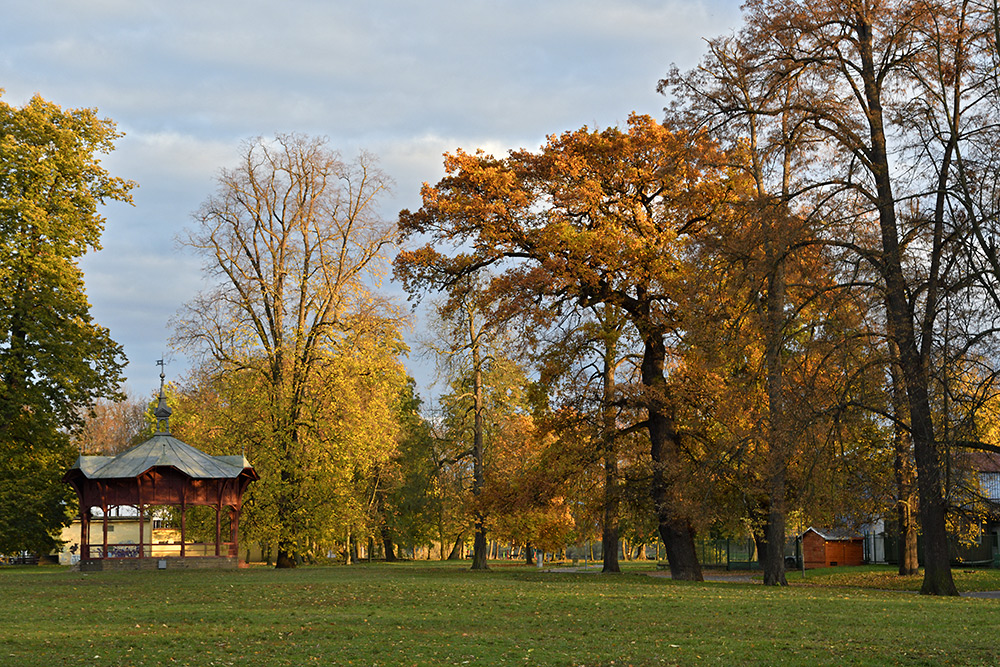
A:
[4,0,745,394]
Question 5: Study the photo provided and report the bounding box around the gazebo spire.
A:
[154,359,172,434]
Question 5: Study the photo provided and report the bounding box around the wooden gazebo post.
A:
[102,491,109,559]
[137,478,144,559]
[180,493,187,558]
[215,503,221,557]
[81,508,90,560]
[229,507,239,558]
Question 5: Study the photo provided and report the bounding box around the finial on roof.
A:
[154,359,172,434]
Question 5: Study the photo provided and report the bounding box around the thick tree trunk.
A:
[471,518,489,570]
[382,535,397,562]
[762,506,788,586]
[525,542,535,565]
[447,533,465,560]
[657,519,701,580]
[643,334,703,581]
[275,546,296,569]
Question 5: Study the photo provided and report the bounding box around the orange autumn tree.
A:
[395,114,733,580]
[480,413,576,556]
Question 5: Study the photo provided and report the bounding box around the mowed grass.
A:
[1,561,999,666]
[785,563,1000,592]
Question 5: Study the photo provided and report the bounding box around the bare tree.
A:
[74,391,149,455]
[173,133,399,568]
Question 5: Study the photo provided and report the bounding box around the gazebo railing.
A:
[86,542,237,559]
[89,544,142,558]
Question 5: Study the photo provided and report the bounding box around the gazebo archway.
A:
[63,374,257,571]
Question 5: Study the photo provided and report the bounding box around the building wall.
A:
[823,540,864,567]
[803,531,827,568]
[803,530,864,568]
[57,518,153,565]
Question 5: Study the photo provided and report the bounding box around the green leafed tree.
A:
[380,379,438,560]
[0,91,132,555]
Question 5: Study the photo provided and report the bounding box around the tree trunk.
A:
[890,356,920,576]
[762,508,788,586]
[383,535,397,562]
[275,546,296,569]
[470,327,489,570]
[600,308,622,573]
[761,216,788,587]
[753,531,765,567]
[472,519,489,570]
[525,542,535,565]
[447,533,465,560]
[852,6,957,597]
[657,520,701,580]
[602,524,620,572]
[642,333,703,581]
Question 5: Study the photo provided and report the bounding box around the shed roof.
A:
[964,451,1000,474]
[68,433,252,480]
[803,527,862,541]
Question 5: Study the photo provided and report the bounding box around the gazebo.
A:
[63,372,258,571]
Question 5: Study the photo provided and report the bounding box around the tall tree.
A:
[0,92,132,556]
[708,0,1000,594]
[663,27,888,584]
[395,114,730,580]
[426,282,528,570]
[174,133,402,567]
[532,302,633,573]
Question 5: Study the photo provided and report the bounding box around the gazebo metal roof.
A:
[68,433,252,481]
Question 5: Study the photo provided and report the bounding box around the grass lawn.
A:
[1,561,998,666]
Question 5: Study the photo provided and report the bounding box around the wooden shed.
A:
[802,527,864,569]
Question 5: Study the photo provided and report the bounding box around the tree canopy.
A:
[0,92,132,555]
[174,133,406,567]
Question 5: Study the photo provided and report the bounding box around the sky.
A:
[1,0,744,401]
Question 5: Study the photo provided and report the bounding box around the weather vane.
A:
[154,358,172,433]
